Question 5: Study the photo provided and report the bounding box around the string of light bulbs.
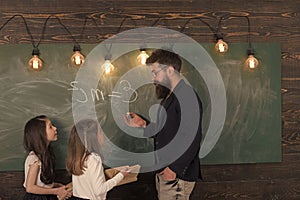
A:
[0,14,87,70]
[180,16,224,52]
[215,16,229,53]
[234,15,259,69]
[0,14,44,70]
[117,15,150,66]
[215,14,259,69]
[0,14,259,71]
[180,15,259,69]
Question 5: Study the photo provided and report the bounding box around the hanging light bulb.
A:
[246,54,259,69]
[28,47,43,71]
[137,48,149,65]
[215,38,228,53]
[246,48,259,69]
[214,32,228,53]
[71,44,85,67]
[102,55,115,75]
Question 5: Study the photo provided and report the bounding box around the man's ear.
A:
[168,66,175,75]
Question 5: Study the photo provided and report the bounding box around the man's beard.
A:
[155,79,171,99]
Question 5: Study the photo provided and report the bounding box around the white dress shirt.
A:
[72,153,124,200]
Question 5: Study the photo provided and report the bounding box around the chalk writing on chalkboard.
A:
[68,80,138,103]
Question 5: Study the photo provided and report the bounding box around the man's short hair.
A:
[146,49,182,72]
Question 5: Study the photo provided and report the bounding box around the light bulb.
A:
[215,38,228,53]
[246,54,259,69]
[28,48,43,71]
[71,45,85,67]
[102,59,115,75]
[71,51,85,67]
[137,50,149,65]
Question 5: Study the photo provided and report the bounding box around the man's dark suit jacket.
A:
[144,79,203,182]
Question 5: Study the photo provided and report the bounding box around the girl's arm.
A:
[89,155,125,196]
[25,162,72,199]
[92,171,124,196]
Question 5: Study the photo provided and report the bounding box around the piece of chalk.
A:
[126,112,133,119]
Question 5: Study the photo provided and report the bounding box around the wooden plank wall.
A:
[0,0,299,199]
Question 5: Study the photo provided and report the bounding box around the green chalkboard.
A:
[0,42,281,171]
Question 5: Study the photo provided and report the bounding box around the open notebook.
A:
[104,164,141,186]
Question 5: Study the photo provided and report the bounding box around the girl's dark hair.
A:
[23,115,55,184]
[146,49,182,72]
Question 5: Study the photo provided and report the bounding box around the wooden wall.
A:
[0,0,299,199]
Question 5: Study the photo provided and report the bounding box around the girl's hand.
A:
[120,166,130,177]
[56,186,72,200]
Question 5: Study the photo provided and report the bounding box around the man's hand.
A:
[124,112,146,128]
[159,167,176,181]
